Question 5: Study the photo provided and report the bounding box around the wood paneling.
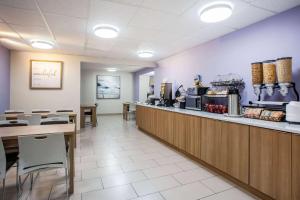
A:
[136,106,156,135]
[174,113,187,150]
[250,127,291,200]
[220,122,249,184]
[292,134,300,200]
[201,118,222,168]
[156,109,174,144]
[186,116,201,159]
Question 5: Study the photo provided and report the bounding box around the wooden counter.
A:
[136,105,299,200]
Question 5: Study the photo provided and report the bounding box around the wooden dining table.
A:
[4,112,78,147]
[0,124,76,194]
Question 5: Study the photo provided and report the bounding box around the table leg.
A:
[67,133,75,194]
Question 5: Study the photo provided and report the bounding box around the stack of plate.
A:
[286,101,300,123]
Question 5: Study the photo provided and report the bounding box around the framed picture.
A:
[30,60,63,89]
[96,75,120,99]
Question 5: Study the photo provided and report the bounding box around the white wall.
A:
[81,69,134,114]
[10,51,81,129]
[139,75,150,103]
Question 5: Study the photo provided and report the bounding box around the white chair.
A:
[17,114,41,125]
[4,110,24,114]
[0,115,5,121]
[1,138,18,200]
[47,114,58,118]
[17,133,68,198]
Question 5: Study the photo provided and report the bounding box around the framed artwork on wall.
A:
[96,75,120,99]
[30,60,63,89]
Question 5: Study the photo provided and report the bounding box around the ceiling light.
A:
[31,40,54,49]
[199,1,233,23]
[137,51,154,58]
[93,24,119,38]
[106,68,117,72]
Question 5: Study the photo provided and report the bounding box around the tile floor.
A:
[2,115,259,200]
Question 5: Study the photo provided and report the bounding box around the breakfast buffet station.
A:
[137,58,300,200]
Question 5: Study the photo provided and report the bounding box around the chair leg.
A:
[30,173,33,191]
[2,179,5,200]
[65,168,68,198]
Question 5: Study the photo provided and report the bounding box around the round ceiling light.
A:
[137,51,154,58]
[93,24,119,38]
[106,68,117,72]
[31,40,54,49]
[199,1,233,23]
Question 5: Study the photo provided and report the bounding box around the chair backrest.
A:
[4,110,24,114]
[0,139,6,180]
[47,114,58,118]
[32,109,50,113]
[17,114,41,125]
[18,133,67,175]
[28,114,42,125]
[56,110,73,113]
[0,115,6,121]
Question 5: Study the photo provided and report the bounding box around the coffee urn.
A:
[228,88,241,116]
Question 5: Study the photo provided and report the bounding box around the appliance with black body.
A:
[157,83,172,107]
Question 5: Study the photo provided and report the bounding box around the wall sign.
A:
[30,60,63,89]
[96,75,120,99]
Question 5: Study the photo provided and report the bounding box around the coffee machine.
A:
[158,83,172,107]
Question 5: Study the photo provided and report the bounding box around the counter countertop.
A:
[137,103,300,134]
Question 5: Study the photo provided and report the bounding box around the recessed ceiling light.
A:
[31,40,54,49]
[199,1,233,23]
[106,68,117,72]
[137,51,154,58]
[93,24,119,38]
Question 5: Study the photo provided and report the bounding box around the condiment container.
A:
[251,62,263,85]
[263,60,276,84]
[276,57,292,83]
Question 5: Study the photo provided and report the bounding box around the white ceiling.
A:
[0,0,300,66]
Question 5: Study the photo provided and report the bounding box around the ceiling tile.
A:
[0,22,19,38]
[45,14,86,46]
[88,0,138,30]
[86,36,116,51]
[249,0,300,13]
[0,0,37,10]
[12,25,52,41]
[105,0,144,6]
[0,5,45,26]
[129,7,176,30]
[223,4,274,29]
[141,0,198,15]
[37,0,89,19]
[0,37,31,50]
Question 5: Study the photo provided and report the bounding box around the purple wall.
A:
[135,6,300,104]
[133,67,157,101]
[0,44,10,113]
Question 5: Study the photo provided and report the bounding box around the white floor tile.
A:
[74,178,103,194]
[142,164,183,178]
[101,171,147,188]
[82,185,137,200]
[161,182,214,200]
[201,176,234,193]
[132,176,180,196]
[201,188,258,200]
[172,168,215,184]
[82,165,123,179]
[131,193,165,200]
[121,160,158,172]
[175,160,201,171]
